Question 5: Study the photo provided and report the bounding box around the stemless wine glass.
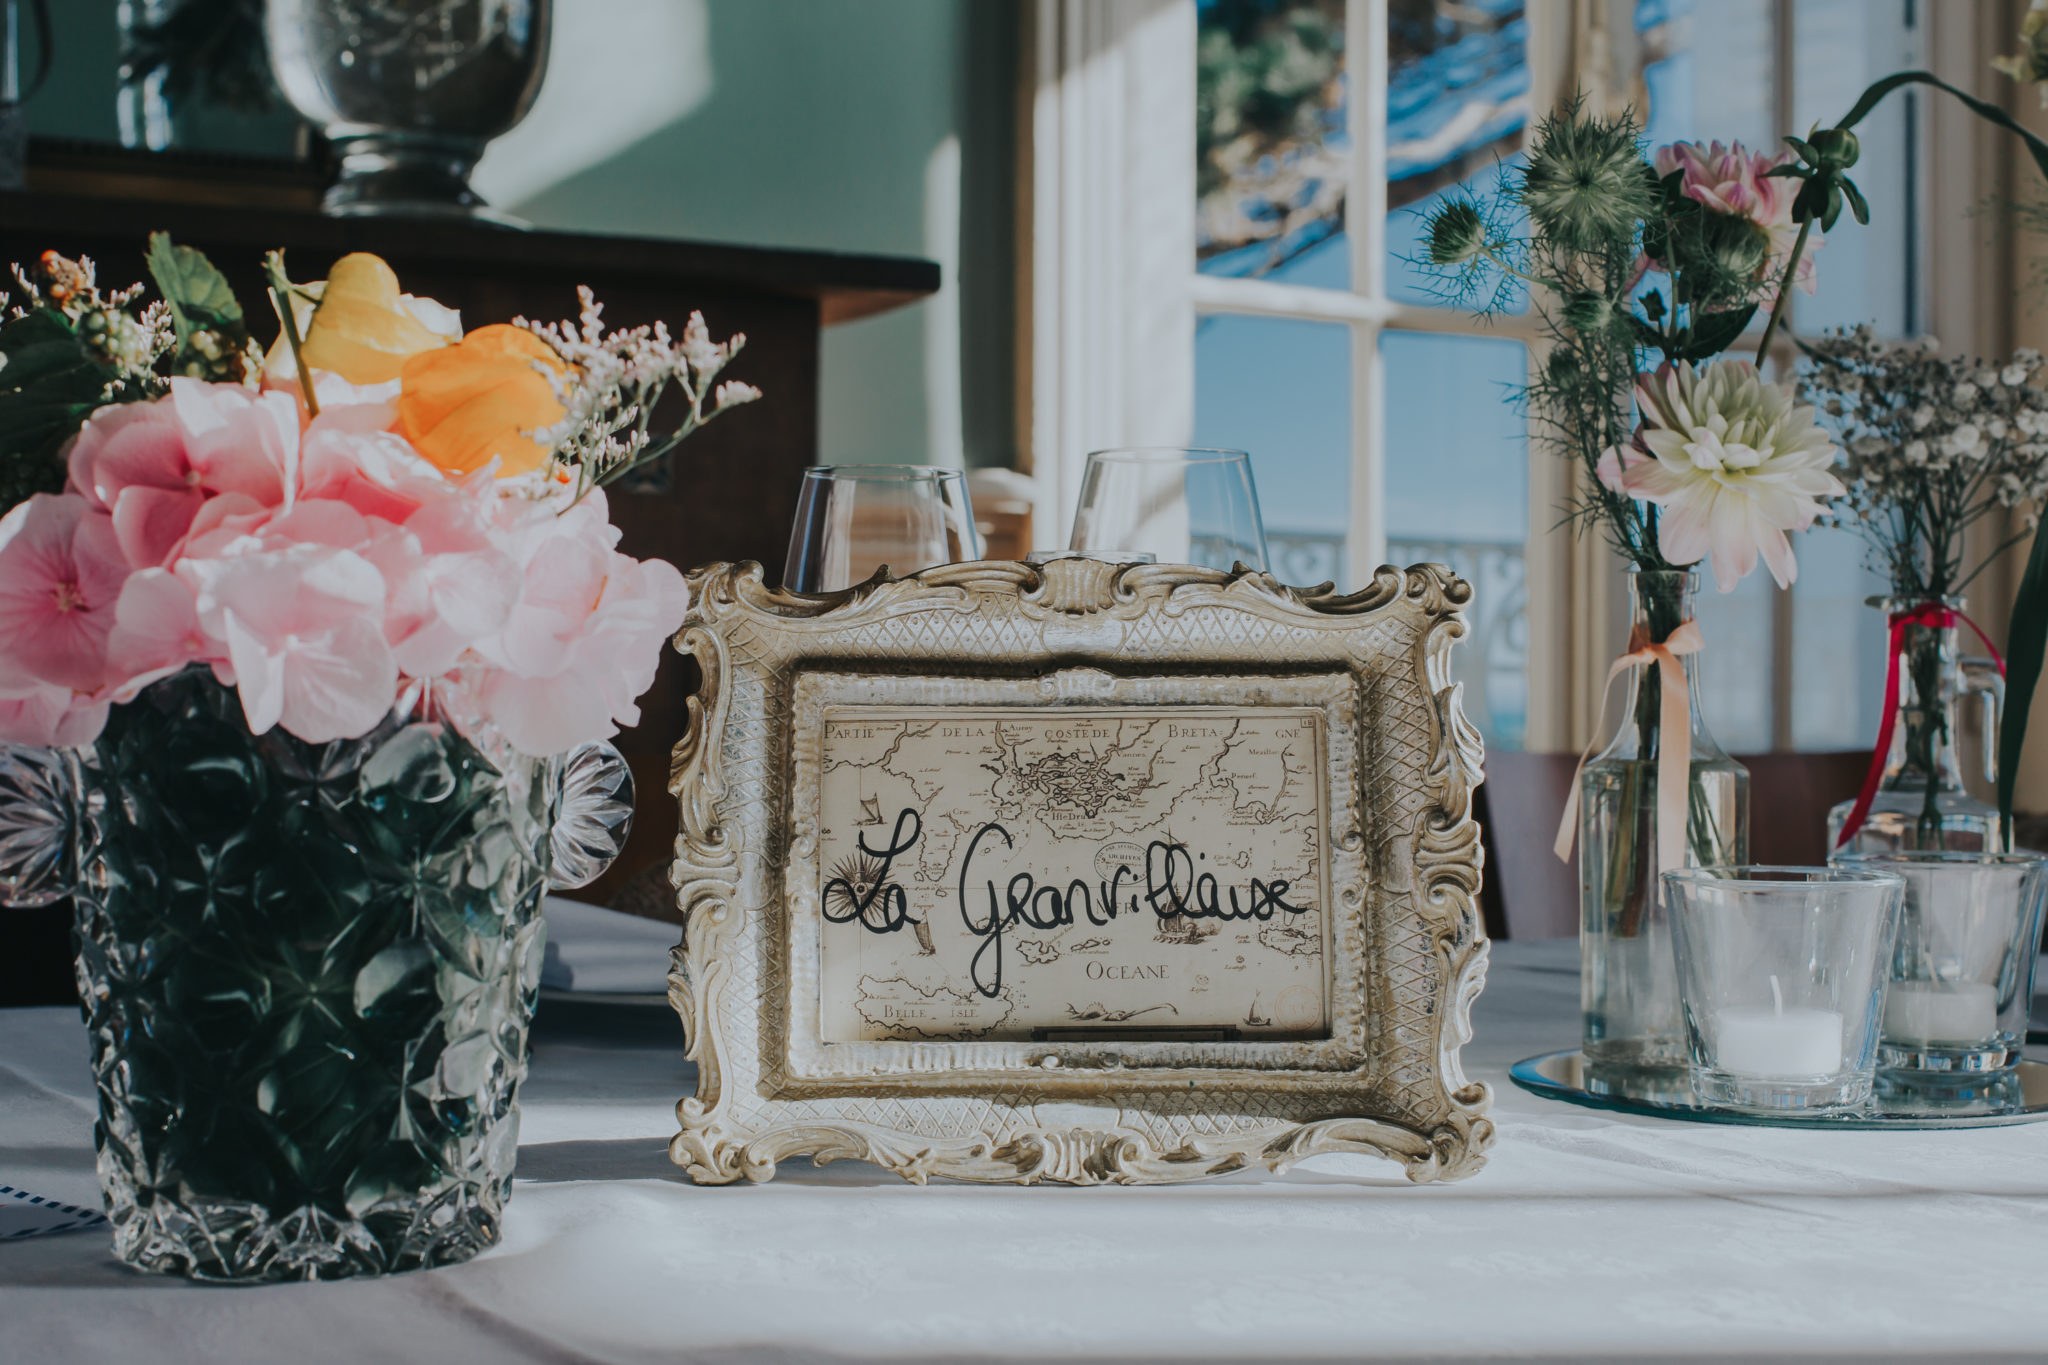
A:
[782,465,981,592]
[1067,448,1269,571]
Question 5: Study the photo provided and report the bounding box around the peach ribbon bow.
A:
[1554,620,1706,879]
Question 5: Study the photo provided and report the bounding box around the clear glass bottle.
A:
[1826,596,2007,855]
[1580,569,1750,1085]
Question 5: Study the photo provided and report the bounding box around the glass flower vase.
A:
[1826,596,2006,854]
[0,668,633,1282]
[1579,569,1749,1087]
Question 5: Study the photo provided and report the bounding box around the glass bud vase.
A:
[1826,596,2006,854]
[1579,569,1750,1086]
[0,668,634,1282]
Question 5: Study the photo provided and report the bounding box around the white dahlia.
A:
[1599,360,1843,591]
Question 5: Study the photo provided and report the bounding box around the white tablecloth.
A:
[6,929,2048,1364]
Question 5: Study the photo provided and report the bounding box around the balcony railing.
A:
[1249,529,1527,751]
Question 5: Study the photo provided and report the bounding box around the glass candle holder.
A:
[1835,850,2048,1074]
[1665,866,1904,1114]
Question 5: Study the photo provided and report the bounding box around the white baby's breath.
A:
[515,288,762,502]
[1800,324,2048,597]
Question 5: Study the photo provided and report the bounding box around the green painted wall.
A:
[23,0,1014,471]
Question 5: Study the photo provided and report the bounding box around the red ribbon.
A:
[1834,603,2006,848]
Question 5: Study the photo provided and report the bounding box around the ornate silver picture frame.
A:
[666,558,1492,1186]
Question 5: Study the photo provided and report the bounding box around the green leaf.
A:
[146,232,250,380]
[1674,302,1758,362]
[147,232,241,331]
[1835,70,2048,186]
[0,310,112,511]
[2000,523,2048,841]
[1784,135,1818,161]
[1843,177,1871,226]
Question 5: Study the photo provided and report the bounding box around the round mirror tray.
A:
[1510,1050,2048,1130]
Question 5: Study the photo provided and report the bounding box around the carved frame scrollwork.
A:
[666,558,1492,1186]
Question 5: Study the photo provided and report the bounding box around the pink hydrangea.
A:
[0,494,130,693]
[67,380,299,568]
[456,490,689,757]
[0,381,689,755]
[1650,140,1821,299]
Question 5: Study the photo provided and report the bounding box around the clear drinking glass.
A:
[1834,850,2048,1074]
[782,465,980,592]
[1068,448,1270,571]
[1666,866,1904,1114]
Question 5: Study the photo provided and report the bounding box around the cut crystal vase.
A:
[1578,569,1749,1089]
[0,669,633,1282]
[1826,595,2007,854]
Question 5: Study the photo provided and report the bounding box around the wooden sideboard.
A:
[0,194,936,1002]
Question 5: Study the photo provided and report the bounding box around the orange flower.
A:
[268,253,460,387]
[397,325,568,478]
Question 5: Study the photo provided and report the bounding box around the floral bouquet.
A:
[1802,328,2048,848]
[0,240,757,757]
[1424,110,1843,868]
[0,239,756,1281]
[1426,115,1845,607]
[1419,107,1857,1070]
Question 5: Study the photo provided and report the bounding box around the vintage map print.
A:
[815,705,1332,1043]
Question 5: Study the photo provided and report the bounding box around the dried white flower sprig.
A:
[1801,324,2048,598]
[10,252,173,389]
[518,287,762,503]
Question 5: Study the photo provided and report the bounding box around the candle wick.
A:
[1769,975,1784,1017]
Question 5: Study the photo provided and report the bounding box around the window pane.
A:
[1689,571,1774,752]
[1385,1,1528,305]
[1197,0,1350,284]
[1382,331,1528,750]
[1636,0,1776,152]
[1791,0,1924,336]
[1792,528,1889,751]
[1387,158,1528,310]
[1193,315,1352,588]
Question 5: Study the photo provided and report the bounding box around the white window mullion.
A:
[1350,0,1389,577]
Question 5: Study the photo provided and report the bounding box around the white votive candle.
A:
[1882,980,1998,1044]
[1713,1006,1844,1077]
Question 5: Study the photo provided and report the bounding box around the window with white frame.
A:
[1192,0,1537,751]
[1020,0,1945,758]
[1181,0,1926,756]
